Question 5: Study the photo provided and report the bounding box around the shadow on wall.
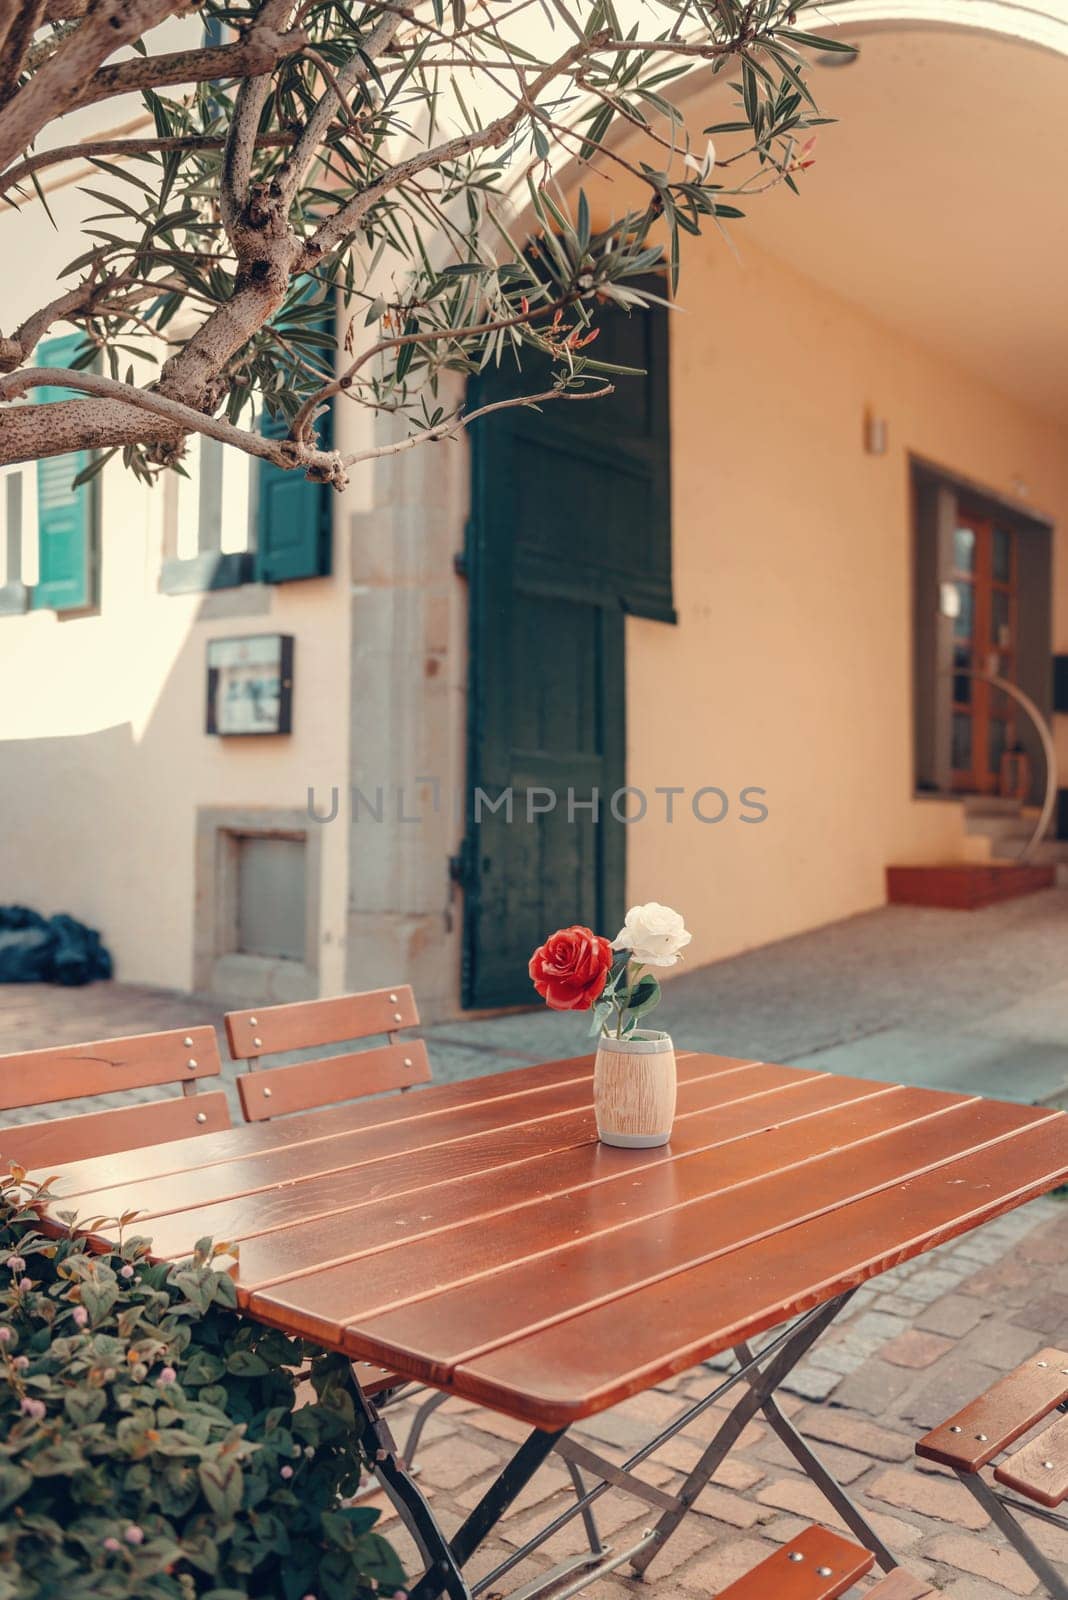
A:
[0,722,140,962]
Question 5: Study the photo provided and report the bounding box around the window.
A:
[0,464,35,615]
[0,333,102,617]
[160,430,256,593]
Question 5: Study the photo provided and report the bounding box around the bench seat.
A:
[713,1528,932,1599]
[917,1347,1068,1476]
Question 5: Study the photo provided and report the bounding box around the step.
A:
[1028,840,1068,864]
[963,796,1027,815]
[886,862,1056,910]
[964,815,1040,841]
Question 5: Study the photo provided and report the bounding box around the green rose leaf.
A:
[627,974,661,1016]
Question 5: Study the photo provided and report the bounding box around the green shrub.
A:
[0,1173,405,1600]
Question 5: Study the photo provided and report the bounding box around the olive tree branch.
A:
[276,8,405,204]
[290,289,587,440]
[306,35,605,260]
[0,0,187,178]
[220,0,301,233]
[0,1,47,106]
[71,25,309,118]
[341,381,614,466]
[0,365,345,482]
[2,132,296,198]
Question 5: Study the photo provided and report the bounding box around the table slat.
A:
[30,1052,638,1196]
[259,1090,1012,1362]
[248,1084,963,1334]
[443,1113,1068,1425]
[230,1076,898,1289]
[48,1059,813,1230]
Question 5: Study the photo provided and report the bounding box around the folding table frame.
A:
[346,1289,902,1600]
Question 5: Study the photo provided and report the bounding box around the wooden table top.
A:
[29,1052,1068,1429]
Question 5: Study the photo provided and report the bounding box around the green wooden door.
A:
[462,295,671,1008]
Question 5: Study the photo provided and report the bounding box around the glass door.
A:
[950,510,1017,793]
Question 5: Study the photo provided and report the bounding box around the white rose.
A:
[611,902,692,968]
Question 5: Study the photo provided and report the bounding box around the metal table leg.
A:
[956,1469,1068,1600]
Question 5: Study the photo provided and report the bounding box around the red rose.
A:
[529,925,613,1011]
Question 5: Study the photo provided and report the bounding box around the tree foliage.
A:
[0,0,851,486]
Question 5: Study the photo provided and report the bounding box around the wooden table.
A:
[27,1050,1068,1600]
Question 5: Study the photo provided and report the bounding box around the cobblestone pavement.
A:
[366,1197,1068,1600]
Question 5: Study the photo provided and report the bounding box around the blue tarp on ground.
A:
[0,906,112,986]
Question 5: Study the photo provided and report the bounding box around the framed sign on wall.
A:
[206,634,294,736]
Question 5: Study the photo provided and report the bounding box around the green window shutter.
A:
[254,293,334,584]
[33,333,96,612]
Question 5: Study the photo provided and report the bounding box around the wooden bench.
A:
[225,986,433,1408]
[917,1347,1068,1598]
[0,1026,230,1170]
[714,1528,933,1598]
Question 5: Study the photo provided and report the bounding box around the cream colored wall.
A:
[625,234,1068,970]
[0,447,353,998]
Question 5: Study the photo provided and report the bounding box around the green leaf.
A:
[80,1277,119,1325]
[225,1348,269,1377]
[576,189,590,253]
[198,1457,245,1518]
[779,28,858,54]
[625,975,661,1019]
[350,1531,407,1589]
[64,1387,106,1427]
[71,451,115,489]
[0,1463,32,1514]
[321,1506,381,1550]
[588,1000,613,1036]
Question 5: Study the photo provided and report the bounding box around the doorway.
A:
[913,462,1052,803]
[460,292,673,1008]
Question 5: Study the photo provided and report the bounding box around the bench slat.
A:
[917,1348,1068,1472]
[226,988,420,1058]
[237,1041,432,1122]
[994,1410,1068,1508]
[0,1026,221,1111]
[352,1358,406,1401]
[715,1527,873,1599]
[0,1091,231,1170]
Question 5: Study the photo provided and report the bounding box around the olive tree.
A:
[0,0,849,489]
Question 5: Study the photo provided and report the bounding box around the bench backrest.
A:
[225,986,432,1122]
[0,1026,229,1170]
